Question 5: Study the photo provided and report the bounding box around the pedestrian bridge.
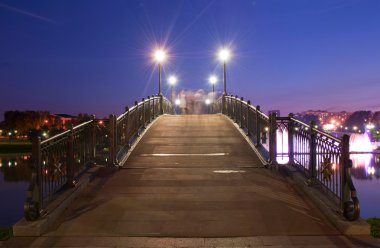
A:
[11,95,374,247]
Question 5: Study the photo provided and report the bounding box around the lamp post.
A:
[154,49,166,96]
[209,75,217,93]
[154,49,166,114]
[218,49,231,96]
[168,75,177,104]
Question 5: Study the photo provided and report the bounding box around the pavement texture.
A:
[4,115,379,247]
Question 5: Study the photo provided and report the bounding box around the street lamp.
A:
[154,49,167,96]
[168,75,177,103]
[218,48,231,95]
[209,75,217,92]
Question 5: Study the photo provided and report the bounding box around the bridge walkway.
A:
[41,114,340,238]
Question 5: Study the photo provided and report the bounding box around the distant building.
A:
[268,110,280,117]
[51,114,77,127]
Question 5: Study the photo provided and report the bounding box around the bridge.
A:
[6,95,378,247]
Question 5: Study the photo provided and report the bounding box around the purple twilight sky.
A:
[1,0,380,120]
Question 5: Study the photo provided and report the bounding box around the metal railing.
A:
[213,95,360,221]
[24,95,172,221]
[108,95,173,165]
[24,118,101,221]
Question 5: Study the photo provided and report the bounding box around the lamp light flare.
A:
[209,75,217,85]
[218,48,231,62]
[154,49,166,63]
[175,99,181,105]
[168,75,177,85]
[205,99,211,105]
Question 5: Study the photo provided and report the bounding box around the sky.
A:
[1,0,379,120]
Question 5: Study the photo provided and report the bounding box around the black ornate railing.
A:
[213,94,360,221]
[108,95,173,165]
[24,118,101,221]
[24,95,172,221]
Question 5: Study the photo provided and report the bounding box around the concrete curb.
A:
[281,165,371,235]
[12,166,100,236]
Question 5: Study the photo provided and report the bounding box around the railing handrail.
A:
[222,95,269,120]
[40,119,94,145]
[116,96,161,122]
[289,117,341,143]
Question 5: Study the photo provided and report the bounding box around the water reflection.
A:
[0,155,32,182]
[0,154,31,227]
[350,153,380,180]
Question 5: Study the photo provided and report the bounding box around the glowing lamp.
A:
[209,75,217,85]
[218,49,231,62]
[154,49,166,63]
[168,75,177,86]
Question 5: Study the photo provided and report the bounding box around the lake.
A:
[0,153,379,227]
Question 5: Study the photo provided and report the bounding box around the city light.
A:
[98,120,104,125]
[168,75,177,86]
[366,124,375,130]
[175,99,181,105]
[42,132,48,137]
[154,49,166,63]
[205,99,211,105]
[218,48,231,62]
[353,126,358,131]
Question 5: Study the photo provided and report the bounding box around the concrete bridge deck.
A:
[4,115,379,247]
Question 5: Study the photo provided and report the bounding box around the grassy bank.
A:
[0,141,32,154]
[367,218,380,238]
[0,227,13,241]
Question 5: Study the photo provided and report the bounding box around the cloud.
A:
[0,3,57,24]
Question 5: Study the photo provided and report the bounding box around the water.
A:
[0,154,32,227]
[351,153,380,219]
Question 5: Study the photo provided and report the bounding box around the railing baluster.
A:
[246,100,251,135]
[66,126,75,187]
[288,113,294,165]
[309,121,317,179]
[269,113,277,165]
[109,114,116,165]
[256,105,261,147]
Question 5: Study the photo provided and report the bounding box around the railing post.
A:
[309,121,317,179]
[160,95,164,115]
[24,137,42,220]
[256,105,261,147]
[147,96,151,123]
[234,95,238,122]
[134,101,141,137]
[246,100,251,135]
[141,98,146,128]
[269,113,277,165]
[152,96,155,118]
[221,97,223,114]
[341,134,360,221]
[66,125,75,187]
[240,97,243,128]
[90,116,96,161]
[109,114,116,165]
[288,113,295,165]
